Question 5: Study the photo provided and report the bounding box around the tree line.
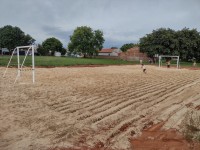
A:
[1,25,200,61]
[0,25,66,56]
[139,28,200,61]
[0,25,104,57]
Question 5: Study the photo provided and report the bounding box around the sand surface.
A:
[0,65,200,150]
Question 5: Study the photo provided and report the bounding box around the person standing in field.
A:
[193,61,196,67]
[141,64,146,73]
[193,58,196,67]
[167,61,170,68]
[140,59,143,65]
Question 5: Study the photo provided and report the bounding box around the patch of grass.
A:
[0,56,138,67]
[1,55,199,68]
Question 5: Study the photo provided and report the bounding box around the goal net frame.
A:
[2,45,35,83]
[158,55,180,69]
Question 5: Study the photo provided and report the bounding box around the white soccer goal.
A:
[2,45,35,83]
[158,55,180,69]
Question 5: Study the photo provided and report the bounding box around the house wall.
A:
[110,52,118,56]
[98,53,110,56]
[55,52,61,57]
[99,49,121,57]
[119,47,148,61]
[1,48,9,55]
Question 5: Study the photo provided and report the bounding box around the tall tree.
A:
[68,26,105,57]
[0,25,35,51]
[42,37,63,55]
[140,28,177,57]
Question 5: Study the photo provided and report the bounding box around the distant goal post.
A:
[158,55,180,69]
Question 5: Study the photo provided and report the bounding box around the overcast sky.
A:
[0,0,199,48]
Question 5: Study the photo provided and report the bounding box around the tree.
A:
[139,28,200,60]
[93,30,104,56]
[121,43,140,52]
[139,28,177,58]
[120,43,135,52]
[61,47,67,55]
[68,26,105,57]
[0,25,35,51]
[37,44,48,56]
[176,28,200,60]
[42,37,63,55]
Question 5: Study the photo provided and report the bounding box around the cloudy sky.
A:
[0,0,199,48]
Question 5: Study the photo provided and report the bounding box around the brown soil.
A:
[131,122,200,150]
[195,105,200,110]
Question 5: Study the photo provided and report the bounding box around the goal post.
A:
[3,45,35,83]
[158,55,180,69]
[15,45,35,83]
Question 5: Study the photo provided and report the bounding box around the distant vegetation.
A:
[37,37,64,56]
[120,43,139,52]
[1,25,200,62]
[0,25,35,52]
[140,28,200,61]
[68,26,105,57]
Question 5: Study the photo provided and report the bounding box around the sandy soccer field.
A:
[0,65,200,150]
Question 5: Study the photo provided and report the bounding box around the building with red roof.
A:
[98,48,121,56]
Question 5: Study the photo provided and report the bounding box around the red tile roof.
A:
[99,49,114,53]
